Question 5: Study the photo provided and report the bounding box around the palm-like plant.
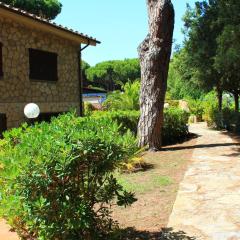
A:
[103,81,140,111]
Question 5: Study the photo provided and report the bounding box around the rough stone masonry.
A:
[0,17,80,128]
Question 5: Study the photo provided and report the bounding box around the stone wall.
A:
[0,17,80,128]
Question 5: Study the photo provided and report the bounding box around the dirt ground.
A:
[112,135,198,238]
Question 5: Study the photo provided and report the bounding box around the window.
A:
[29,49,58,81]
[0,43,3,77]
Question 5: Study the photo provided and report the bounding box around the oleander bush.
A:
[0,113,138,240]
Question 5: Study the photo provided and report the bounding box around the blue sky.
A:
[56,0,196,66]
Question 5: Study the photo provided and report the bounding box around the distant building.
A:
[0,2,100,135]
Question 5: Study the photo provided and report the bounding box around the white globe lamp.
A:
[164,103,170,109]
[24,103,40,119]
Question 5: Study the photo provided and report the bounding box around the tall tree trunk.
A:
[234,92,239,112]
[217,89,223,112]
[138,0,174,150]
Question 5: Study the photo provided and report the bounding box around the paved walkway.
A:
[168,123,240,240]
[0,220,18,239]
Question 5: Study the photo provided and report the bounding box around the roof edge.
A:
[0,2,101,45]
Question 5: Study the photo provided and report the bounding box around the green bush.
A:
[202,91,220,126]
[223,109,240,133]
[93,108,189,145]
[162,108,190,145]
[166,100,179,108]
[201,91,238,130]
[188,99,204,121]
[206,107,223,129]
[207,107,240,132]
[84,102,95,116]
[92,110,140,135]
[0,113,138,240]
[103,81,140,111]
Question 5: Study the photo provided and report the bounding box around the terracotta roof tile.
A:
[0,1,100,44]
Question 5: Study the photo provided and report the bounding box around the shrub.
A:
[201,91,240,132]
[202,91,219,126]
[92,110,140,135]
[166,100,179,108]
[223,109,240,133]
[103,81,140,111]
[84,102,95,116]
[188,99,204,121]
[202,91,235,129]
[162,107,190,145]
[206,107,223,129]
[0,113,138,240]
[207,107,240,132]
[93,108,189,145]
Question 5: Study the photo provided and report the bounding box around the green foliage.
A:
[168,49,206,100]
[0,113,138,239]
[92,110,140,135]
[82,60,90,72]
[1,0,62,20]
[202,91,220,126]
[214,1,240,95]
[183,1,222,94]
[183,0,240,110]
[222,109,240,133]
[117,174,172,195]
[82,60,91,86]
[166,100,179,108]
[162,108,190,145]
[84,102,95,116]
[206,107,240,133]
[93,108,189,146]
[86,59,140,91]
[188,99,204,121]
[103,81,140,111]
[201,91,235,129]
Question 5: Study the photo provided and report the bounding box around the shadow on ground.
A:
[162,133,200,147]
[164,130,240,152]
[111,228,196,240]
[163,142,240,151]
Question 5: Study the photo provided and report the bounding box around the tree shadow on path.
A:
[112,227,196,240]
[163,143,240,152]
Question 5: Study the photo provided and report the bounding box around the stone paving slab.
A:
[0,220,19,239]
[168,123,240,240]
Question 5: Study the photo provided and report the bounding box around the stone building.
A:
[0,2,100,135]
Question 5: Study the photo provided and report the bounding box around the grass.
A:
[112,136,197,232]
[116,173,173,194]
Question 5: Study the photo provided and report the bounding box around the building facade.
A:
[0,2,99,134]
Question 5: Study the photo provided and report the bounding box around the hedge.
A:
[92,107,189,145]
